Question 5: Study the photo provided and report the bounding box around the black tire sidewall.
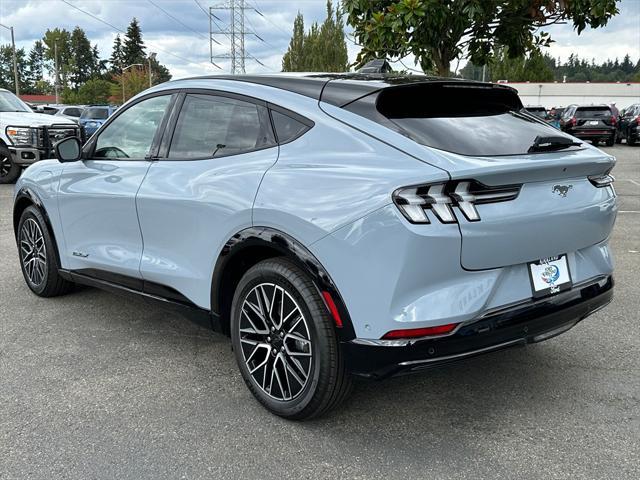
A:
[0,145,20,184]
[17,206,56,295]
[230,259,337,418]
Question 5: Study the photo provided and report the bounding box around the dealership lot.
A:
[1,145,638,480]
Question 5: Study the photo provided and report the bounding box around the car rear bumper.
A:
[570,129,615,139]
[343,275,613,379]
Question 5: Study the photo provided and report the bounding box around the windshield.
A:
[525,108,547,118]
[82,107,109,120]
[0,91,31,113]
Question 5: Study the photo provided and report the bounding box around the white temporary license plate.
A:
[527,255,572,298]
[589,120,599,125]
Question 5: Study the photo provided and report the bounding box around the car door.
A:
[57,93,175,283]
[136,91,278,308]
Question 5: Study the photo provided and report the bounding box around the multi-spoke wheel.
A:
[0,144,20,184]
[17,206,73,297]
[20,218,48,287]
[231,258,351,420]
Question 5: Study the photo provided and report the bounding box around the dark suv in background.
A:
[617,103,639,146]
[560,104,617,146]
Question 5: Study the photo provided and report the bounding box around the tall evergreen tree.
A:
[109,34,125,73]
[122,18,146,67]
[282,13,305,72]
[24,40,47,92]
[282,2,348,72]
[42,28,73,88]
[69,26,99,89]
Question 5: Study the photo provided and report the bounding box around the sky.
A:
[0,0,638,79]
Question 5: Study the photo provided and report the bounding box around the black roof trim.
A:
[179,73,518,107]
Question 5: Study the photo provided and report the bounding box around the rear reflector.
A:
[382,323,459,339]
[322,291,343,328]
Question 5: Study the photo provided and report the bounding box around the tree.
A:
[62,78,115,104]
[282,13,305,71]
[69,27,100,89]
[149,55,171,84]
[0,44,28,93]
[109,35,125,73]
[122,18,145,67]
[42,28,73,88]
[111,66,149,103]
[24,40,47,93]
[282,2,348,72]
[344,0,620,76]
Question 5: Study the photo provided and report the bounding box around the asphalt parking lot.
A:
[1,145,639,480]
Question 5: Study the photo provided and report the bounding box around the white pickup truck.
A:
[0,88,82,184]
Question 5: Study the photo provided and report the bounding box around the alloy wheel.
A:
[20,218,48,286]
[238,283,313,401]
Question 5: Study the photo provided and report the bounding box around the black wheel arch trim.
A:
[13,187,63,266]
[211,227,356,341]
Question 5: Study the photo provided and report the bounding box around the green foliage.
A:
[0,44,28,93]
[69,27,102,89]
[461,51,640,83]
[62,78,115,104]
[109,34,125,73]
[343,0,620,76]
[111,67,149,103]
[282,1,348,72]
[122,18,146,66]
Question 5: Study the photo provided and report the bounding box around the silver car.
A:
[13,74,617,419]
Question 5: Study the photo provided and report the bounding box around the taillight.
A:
[393,180,521,224]
[610,116,617,125]
[588,173,615,188]
[569,117,577,127]
[382,323,459,340]
[635,116,640,125]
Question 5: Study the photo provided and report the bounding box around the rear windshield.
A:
[371,83,578,156]
[575,107,611,118]
[525,107,547,118]
[82,107,109,120]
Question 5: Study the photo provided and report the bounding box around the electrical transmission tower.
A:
[209,0,265,74]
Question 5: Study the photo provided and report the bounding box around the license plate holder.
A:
[589,120,599,125]
[527,255,572,298]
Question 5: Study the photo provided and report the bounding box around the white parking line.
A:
[627,179,640,187]
[619,211,640,213]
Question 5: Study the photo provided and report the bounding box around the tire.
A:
[628,132,636,146]
[615,132,622,144]
[17,206,73,297]
[231,258,351,420]
[0,144,20,184]
[591,139,599,146]
[605,135,615,147]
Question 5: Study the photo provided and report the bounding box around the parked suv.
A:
[13,75,616,419]
[1,88,82,184]
[617,103,640,146]
[560,104,617,146]
[79,105,117,137]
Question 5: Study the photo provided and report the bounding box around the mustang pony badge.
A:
[552,184,573,197]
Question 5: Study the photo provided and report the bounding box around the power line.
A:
[248,0,290,37]
[59,0,210,68]
[147,0,208,41]
[193,0,209,17]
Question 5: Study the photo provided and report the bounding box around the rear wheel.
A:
[628,132,636,146]
[605,135,615,147]
[17,206,73,297]
[231,258,351,420]
[0,144,20,184]
[591,139,599,146]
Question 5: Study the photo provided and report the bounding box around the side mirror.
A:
[54,137,82,163]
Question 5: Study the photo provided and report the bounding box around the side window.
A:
[270,110,310,144]
[64,107,82,117]
[168,94,275,160]
[94,95,171,159]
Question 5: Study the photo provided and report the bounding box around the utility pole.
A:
[0,23,19,96]
[209,0,265,74]
[54,41,60,104]
[148,52,156,88]
[482,64,486,82]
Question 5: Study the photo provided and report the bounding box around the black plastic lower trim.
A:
[343,276,614,379]
[60,269,221,332]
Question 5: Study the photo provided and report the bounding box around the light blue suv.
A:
[13,74,617,419]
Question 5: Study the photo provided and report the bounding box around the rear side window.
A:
[168,94,275,160]
[575,107,611,118]
[367,83,577,156]
[63,107,83,117]
[271,110,310,144]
